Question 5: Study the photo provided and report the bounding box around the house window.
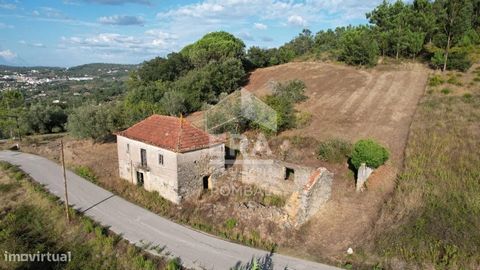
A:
[140,148,147,167]
[158,154,164,165]
[126,144,130,154]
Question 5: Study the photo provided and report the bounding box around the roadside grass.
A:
[73,165,98,183]
[0,162,175,270]
[370,94,480,269]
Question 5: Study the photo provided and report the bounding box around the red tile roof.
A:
[116,115,224,153]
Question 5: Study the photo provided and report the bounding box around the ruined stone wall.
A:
[177,144,225,199]
[239,158,315,195]
[285,168,334,226]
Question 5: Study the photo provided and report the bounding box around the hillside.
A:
[245,62,429,165]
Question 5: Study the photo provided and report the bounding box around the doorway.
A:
[202,175,210,190]
[136,171,144,186]
[285,167,295,180]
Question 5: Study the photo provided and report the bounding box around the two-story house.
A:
[116,115,225,204]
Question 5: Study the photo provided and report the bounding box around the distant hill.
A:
[0,63,138,73]
[0,65,63,72]
[65,63,139,76]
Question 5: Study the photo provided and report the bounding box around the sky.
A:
[0,0,383,67]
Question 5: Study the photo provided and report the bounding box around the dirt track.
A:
[245,62,429,165]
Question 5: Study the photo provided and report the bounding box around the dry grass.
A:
[365,75,480,269]
[0,162,174,270]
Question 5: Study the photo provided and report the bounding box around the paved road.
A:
[0,151,341,270]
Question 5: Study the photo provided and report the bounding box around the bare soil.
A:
[245,61,430,166]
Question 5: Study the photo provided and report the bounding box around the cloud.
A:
[84,0,151,5]
[98,15,145,26]
[287,15,307,27]
[0,49,17,61]
[0,1,16,10]
[0,22,13,29]
[19,40,46,48]
[32,7,69,19]
[60,31,178,58]
[254,23,267,30]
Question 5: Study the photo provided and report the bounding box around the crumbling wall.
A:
[177,144,225,199]
[356,163,373,192]
[285,168,334,226]
[239,158,315,195]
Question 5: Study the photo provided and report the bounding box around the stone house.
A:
[116,115,225,204]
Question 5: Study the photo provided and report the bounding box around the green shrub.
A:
[0,183,19,193]
[317,139,353,163]
[82,219,95,233]
[165,257,182,270]
[428,75,445,87]
[74,166,97,183]
[13,171,25,181]
[447,75,462,86]
[272,79,308,103]
[430,52,472,72]
[350,139,389,170]
[462,93,473,103]
[224,218,237,230]
[441,88,452,95]
[295,111,312,128]
[446,52,472,72]
[262,194,286,207]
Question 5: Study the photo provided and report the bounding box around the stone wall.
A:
[356,163,373,192]
[177,144,225,199]
[239,158,316,195]
[285,168,334,226]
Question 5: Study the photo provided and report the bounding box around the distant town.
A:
[0,63,136,104]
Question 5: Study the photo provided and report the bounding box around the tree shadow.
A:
[231,252,290,270]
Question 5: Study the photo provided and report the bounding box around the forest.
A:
[0,0,479,140]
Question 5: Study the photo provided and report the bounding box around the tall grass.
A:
[373,94,480,269]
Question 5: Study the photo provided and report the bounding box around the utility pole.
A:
[60,140,70,222]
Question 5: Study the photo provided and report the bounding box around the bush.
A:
[441,88,452,95]
[317,139,353,163]
[295,111,312,128]
[339,27,379,66]
[462,93,473,103]
[224,218,237,230]
[447,75,462,86]
[428,75,444,87]
[262,194,286,207]
[350,139,389,170]
[165,257,182,270]
[74,166,97,183]
[67,102,126,141]
[431,52,472,72]
[272,80,308,103]
[447,52,472,72]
